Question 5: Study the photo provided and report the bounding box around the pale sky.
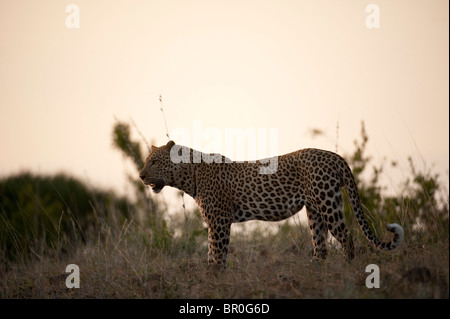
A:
[0,0,448,207]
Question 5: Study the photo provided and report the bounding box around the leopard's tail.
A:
[340,158,404,251]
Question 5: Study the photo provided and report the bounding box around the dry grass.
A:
[1,216,448,299]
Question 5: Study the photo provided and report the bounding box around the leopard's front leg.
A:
[207,217,231,267]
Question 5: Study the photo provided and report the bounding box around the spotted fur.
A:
[139,140,403,266]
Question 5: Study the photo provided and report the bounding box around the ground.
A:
[1,221,448,299]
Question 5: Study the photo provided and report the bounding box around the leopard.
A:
[139,140,403,267]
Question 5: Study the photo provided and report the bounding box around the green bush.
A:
[0,172,135,260]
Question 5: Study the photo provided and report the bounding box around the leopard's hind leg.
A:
[306,206,328,260]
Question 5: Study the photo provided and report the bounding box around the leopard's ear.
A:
[166,140,176,149]
[151,145,158,152]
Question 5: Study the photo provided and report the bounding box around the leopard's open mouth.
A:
[144,178,165,194]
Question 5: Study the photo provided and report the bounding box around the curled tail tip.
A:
[387,223,404,247]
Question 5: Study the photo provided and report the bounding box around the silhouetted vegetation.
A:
[340,122,448,245]
[0,172,136,261]
[112,120,174,250]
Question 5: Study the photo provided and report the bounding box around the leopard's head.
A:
[139,140,176,194]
